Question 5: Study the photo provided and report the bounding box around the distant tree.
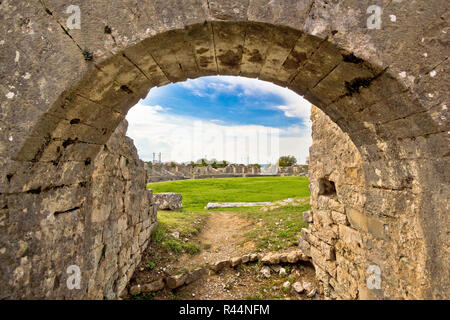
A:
[278,155,297,167]
[213,160,229,168]
[194,158,208,167]
[193,158,229,168]
[168,161,176,168]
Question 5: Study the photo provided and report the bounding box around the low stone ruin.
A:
[153,192,183,210]
[127,249,310,296]
[146,163,308,183]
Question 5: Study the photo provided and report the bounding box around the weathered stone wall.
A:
[302,106,441,299]
[0,120,157,299]
[87,120,157,299]
[300,106,366,299]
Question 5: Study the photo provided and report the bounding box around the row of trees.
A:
[189,158,229,168]
[189,159,262,169]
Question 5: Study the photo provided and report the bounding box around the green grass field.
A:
[131,177,311,299]
[147,176,310,211]
[146,177,311,254]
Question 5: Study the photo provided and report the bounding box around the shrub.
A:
[145,261,156,270]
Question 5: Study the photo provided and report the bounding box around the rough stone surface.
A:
[230,257,242,267]
[129,285,141,296]
[261,253,281,265]
[0,120,157,299]
[0,0,448,300]
[302,211,313,223]
[307,288,317,298]
[287,250,307,263]
[211,259,231,272]
[166,274,188,289]
[292,282,304,294]
[260,266,271,278]
[141,279,165,293]
[153,192,183,210]
[185,268,207,285]
[305,106,449,300]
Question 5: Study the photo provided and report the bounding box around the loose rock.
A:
[153,192,183,210]
[307,288,317,298]
[211,259,231,272]
[292,282,304,293]
[302,282,313,292]
[261,253,281,264]
[186,268,207,284]
[166,274,187,289]
[231,257,242,267]
[129,284,141,295]
[141,279,165,293]
[260,266,271,278]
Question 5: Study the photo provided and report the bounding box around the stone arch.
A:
[0,1,448,299]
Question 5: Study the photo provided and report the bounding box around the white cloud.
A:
[179,76,311,120]
[126,103,312,164]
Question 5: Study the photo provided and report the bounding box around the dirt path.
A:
[177,211,257,270]
[148,211,321,300]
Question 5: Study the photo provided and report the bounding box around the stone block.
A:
[298,236,311,256]
[338,225,363,248]
[331,210,348,225]
[261,252,281,264]
[141,279,165,293]
[230,257,242,267]
[347,208,385,239]
[310,246,337,278]
[166,274,187,289]
[302,210,313,223]
[210,259,231,272]
[153,192,183,210]
[186,268,207,284]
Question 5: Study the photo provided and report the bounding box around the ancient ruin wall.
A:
[146,163,308,182]
[304,106,432,299]
[0,121,157,299]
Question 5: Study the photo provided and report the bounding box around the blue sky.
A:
[126,76,312,164]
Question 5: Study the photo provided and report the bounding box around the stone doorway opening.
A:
[2,10,447,300]
[122,75,317,299]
